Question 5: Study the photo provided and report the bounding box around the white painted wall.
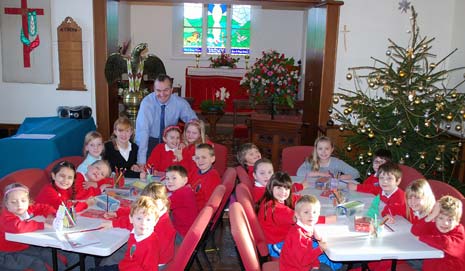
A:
[335,0,462,94]
[0,0,94,124]
[0,0,463,125]
[128,3,304,95]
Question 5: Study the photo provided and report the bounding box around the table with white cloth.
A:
[292,176,444,270]
[6,216,129,271]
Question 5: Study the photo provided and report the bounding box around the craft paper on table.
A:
[64,231,100,248]
[12,133,55,140]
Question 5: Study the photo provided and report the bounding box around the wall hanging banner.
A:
[1,0,52,83]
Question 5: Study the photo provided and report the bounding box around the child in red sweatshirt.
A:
[74,159,113,198]
[348,149,391,195]
[189,143,221,209]
[280,195,341,271]
[36,160,94,212]
[96,196,161,271]
[376,162,407,220]
[101,182,176,268]
[411,195,465,271]
[165,165,198,240]
[0,183,58,271]
[146,126,183,174]
[236,143,262,182]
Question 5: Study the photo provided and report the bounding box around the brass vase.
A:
[122,89,148,123]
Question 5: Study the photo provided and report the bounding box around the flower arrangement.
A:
[209,52,239,68]
[240,50,300,108]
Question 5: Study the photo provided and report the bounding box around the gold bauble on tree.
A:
[333,97,339,104]
[346,73,353,80]
[346,145,352,152]
[455,124,462,131]
[368,131,375,138]
[446,113,453,121]
[399,70,406,77]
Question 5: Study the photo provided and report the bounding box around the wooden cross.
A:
[4,0,44,68]
[340,24,350,52]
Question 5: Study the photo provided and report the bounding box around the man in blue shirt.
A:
[135,74,197,165]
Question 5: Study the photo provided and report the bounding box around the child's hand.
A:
[426,202,441,222]
[84,181,98,189]
[100,184,113,193]
[100,220,113,229]
[179,142,186,149]
[86,197,96,207]
[347,183,358,191]
[139,171,147,180]
[173,149,183,162]
[131,164,141,172]
[384,214,395,224]
[339,174,352,180]
[104,212,117,219]
[325,215,337,224]
[44,221,53,229]
[45,215,55,225]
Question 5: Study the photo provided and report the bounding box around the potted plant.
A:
[200,87,230,113]
[209,52,240,68]
[240,50,301,118]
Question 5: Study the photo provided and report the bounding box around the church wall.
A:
[0,0,462,126]
[0,0,94,124]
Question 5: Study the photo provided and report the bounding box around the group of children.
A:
[0,115,225,270]
[236,136,464,271]
[1,128,464,270]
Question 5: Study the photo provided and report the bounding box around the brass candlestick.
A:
[244,55,250,69]
[195,53,201,68]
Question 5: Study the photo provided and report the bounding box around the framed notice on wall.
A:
[57,16,86,91]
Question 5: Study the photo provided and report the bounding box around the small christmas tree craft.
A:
[366,195,381,219]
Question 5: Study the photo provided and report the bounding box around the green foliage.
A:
[200,99,225,112]
[330,7,465,181]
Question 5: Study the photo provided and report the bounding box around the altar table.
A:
[185,67,248,112]
[0,116,96,178]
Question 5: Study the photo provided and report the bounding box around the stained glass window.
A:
[183,3,203,54]
[231,5,251,55]
[183,4,250,56]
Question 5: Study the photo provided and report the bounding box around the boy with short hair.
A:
[165,165,198,238]
[96,196,161,271]
[411,195,465,270]
[280,195,341,271]
[348,149,392,195]
[189,143,221,209]
[75,160,113,197]
[378,162,407,218]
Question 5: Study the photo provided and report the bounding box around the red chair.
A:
[166,206,214,271]
[44,156,84,176]
[213,143,228,177]
[232,99,253,150]
[281,145,313,175]
[201,168,237,269]
[206,184,226,214]
[427,179,465,200]
[236,165,253,192]
[0,168,49,202]
[398,164,425,190]
[235,183,269,258]
[229,202,279,271]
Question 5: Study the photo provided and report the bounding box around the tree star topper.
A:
[398,0,411,13]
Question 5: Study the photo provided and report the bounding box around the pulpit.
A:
[185,67,248,112]
[249,114,309,170]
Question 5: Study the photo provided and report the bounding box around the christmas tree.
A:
[330,6,465,182]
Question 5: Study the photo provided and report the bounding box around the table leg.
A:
[52,248,58,271]
[79,254,86,271]
[391,259,397,271]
